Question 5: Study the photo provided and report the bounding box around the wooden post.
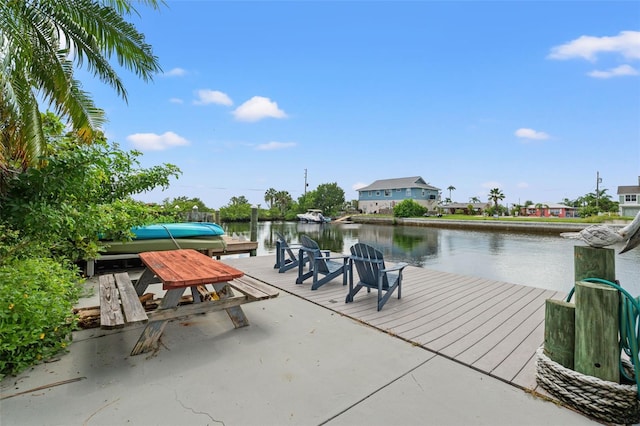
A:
[250,207,258,256]
[544,299,575,369]
[214,210,220,224]
[574,280,620,382]
[574,246,615,283]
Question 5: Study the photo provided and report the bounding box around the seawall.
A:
[348,215,621,234]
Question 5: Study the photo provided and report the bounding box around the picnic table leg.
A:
[134,268,158,296]
[130,288,185,356]
[213,282,249,328]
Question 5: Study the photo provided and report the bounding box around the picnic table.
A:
[99,249,279,356]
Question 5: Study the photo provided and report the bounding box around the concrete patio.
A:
[1,272,598,425]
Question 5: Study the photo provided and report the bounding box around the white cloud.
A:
[588,64,639,79]
[126,131,189,151]
[548,30,640,61]
[232,96,288,122]
[515,128,550,140]
[169,97,184,104]
[194,90,233,106]
[255,141,296,151]
[163,67,187,77]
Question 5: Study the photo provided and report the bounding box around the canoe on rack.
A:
[101,236,226,254]
[130,222,224,240]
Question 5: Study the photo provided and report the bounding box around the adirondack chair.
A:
[295,235,349,290]
[273,231,308,273]
[346,243,408,311]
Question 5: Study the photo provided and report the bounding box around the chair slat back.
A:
[300,235,329,274]
[350,243,389,289]
[275,231,297,258]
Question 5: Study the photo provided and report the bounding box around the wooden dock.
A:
[222,254,565,395]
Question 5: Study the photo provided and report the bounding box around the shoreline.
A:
[348,215,623,234]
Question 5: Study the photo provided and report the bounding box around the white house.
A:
[617,176,640,217]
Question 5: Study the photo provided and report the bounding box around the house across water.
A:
[357,176,440,214]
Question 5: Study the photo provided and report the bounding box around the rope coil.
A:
[536,277,640,424]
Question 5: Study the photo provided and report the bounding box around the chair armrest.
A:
[325,254,350,262]
[382,262,409,273]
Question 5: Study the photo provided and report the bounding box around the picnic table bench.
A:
[98,249,279,356]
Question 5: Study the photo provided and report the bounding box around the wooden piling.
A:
[544,299,575,369]
[574,280,620,382]
[574,246,615,283]
[250,207,258,256]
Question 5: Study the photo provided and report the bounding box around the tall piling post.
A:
[250,206,258,256]
[573,246,619,382]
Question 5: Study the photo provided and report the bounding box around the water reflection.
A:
[221,221,640,295]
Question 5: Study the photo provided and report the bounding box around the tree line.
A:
[444,186,620,217]
[162,182,350,222]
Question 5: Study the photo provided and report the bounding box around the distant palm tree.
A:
[488,188,505,210]
[264,188,277,208]
[469,196,480,203]
[535,203,549,217]
[447,185,456,201]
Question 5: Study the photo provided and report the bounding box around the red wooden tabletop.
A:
[139,249,244,289]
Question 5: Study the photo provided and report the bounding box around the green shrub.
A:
[393,199,427,218]
[0,257,82,377]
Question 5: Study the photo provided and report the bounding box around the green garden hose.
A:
[566,278,640,396]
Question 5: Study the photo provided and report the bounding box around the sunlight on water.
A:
[223,221,640,296]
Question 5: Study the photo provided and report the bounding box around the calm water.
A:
[223,221,640,296]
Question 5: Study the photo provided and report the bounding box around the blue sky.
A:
[82,1,640,210]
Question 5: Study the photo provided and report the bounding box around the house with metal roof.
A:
[617,176,640,217]
[356,176,441,214]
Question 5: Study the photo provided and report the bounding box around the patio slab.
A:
[1,287,597,425]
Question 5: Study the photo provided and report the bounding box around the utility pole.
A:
[596,171,602,210]
[304,168,308,197]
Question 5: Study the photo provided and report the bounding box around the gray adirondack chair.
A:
[295,235,348,290]
[346,243,408,311]
[273,231,308,273]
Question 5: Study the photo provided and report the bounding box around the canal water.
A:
[223,221,640,296]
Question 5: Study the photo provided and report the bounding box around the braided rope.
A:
[536,347,640,424]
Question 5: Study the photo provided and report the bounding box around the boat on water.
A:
[296,209,330,223]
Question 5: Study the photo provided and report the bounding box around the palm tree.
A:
[274,191,292,214]
[447,185,456,201]
[535,203,549,217]
[488,188,505,210]
[469,196,480,203]
[264,188,277,208]
[0,0,162,184]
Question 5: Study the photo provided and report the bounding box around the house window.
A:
[421,189,426,197]
[384,189,391,197]
[625,195,637,202]
[429,194,436,200]
[376,191,380,196]
[406,188,411,197]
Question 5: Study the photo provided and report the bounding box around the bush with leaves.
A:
[0,245,82,377]
[393,199,427,218]
[0,136,181,261]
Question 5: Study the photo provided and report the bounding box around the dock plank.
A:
[220,254,565,397]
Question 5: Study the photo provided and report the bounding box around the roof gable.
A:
[618,185,640,194]
[357,176,440,192]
